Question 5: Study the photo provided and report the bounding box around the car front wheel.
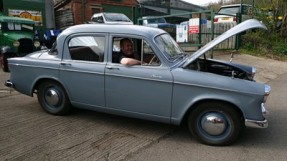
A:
[188,102,243,146]
[37,80,71,115]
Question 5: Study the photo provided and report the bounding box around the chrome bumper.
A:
[245,103,269,128]
[245,119,268,128]
[4,80,14,88]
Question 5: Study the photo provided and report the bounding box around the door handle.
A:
[106,66,119,70]
[60,62,71,66]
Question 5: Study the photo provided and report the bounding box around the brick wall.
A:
[71,0,137,24]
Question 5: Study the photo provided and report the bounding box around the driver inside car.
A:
[117,38,142,66]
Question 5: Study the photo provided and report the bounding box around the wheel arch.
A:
[180,99,244,125]
[32,78,67,96]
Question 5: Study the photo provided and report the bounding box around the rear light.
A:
[214,18,218,22]
[233,17,237,22]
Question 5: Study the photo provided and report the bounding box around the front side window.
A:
[112,37,161,66]
[68,35,105,62]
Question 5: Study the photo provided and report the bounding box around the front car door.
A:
[105,35,173,123]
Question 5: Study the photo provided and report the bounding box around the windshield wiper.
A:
[168,53,187,61]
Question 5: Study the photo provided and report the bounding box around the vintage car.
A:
[141,16,176,39]
[5,19,270,146]
[0,13,41,72]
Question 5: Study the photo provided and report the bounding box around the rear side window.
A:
[68,36,105,62]
[92,15,104,23]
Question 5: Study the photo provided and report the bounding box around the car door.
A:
[105,36,173,122]
[59,34,107,107]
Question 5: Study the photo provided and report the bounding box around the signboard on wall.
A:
[8,9,43,26]
[176,24,188,43]
[189,18,199,34]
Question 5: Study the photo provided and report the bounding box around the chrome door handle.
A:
[106,66,119,70]
[60,62,71,66]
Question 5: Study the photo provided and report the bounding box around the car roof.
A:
[59,24,166,38]
[219,4,252,8]
[0,14,35,24]
[56,24,166,54]
[92,12,126,16]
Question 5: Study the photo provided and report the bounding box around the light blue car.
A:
[5,19,270,146]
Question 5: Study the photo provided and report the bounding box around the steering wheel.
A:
[148,55,156,65]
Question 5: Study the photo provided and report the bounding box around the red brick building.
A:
[54,0,139,30]
[54,0,205,30]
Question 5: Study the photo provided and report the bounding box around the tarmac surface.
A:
[1,53,287,161]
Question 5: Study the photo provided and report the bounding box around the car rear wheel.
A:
[188,102,243,146]
[37,80,71,115]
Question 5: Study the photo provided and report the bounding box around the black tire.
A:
[188,102,243,146]
[37,80,71,115]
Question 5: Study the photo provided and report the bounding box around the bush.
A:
[241,29,287,60]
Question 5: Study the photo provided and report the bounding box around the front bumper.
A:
[245,103,269,128]
[4,80,14,88]
[245,119,268,128]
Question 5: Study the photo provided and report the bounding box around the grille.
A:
[18,38,34,56]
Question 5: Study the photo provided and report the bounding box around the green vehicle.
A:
[0,13,40,72]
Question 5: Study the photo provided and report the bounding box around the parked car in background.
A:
[142,16,176,38]
[0,13,40,72]
[214,4,253,23]
[5,19,270,146]
[91,12,133,24]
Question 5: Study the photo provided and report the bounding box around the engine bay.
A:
[185,57,252,81]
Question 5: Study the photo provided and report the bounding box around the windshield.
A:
[104,13,131,22]
[147,18,167,24]
[4,22,34,32]
[154,33,185,61]
[218,7,240,15]
[49,42,58,55]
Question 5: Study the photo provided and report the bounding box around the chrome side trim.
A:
[245,119,268,128]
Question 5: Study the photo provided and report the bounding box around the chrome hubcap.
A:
[201,113,227,136]
[44,88,61,106]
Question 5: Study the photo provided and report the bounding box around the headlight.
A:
[34,40,40,48]
[263,85,271,103]
[251,67,256,79]
[13,40,20,47]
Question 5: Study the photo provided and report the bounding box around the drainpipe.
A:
[82,0,86,23]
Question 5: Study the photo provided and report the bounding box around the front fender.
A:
[1,46,12,54]
[1,46,16,57]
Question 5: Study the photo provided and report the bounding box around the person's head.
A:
[120,38,133,56]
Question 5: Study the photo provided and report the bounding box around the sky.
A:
[182,0,220,6]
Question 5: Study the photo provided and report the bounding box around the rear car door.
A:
[59,34,107,107]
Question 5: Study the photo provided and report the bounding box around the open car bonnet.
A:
[182,19,267,68]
